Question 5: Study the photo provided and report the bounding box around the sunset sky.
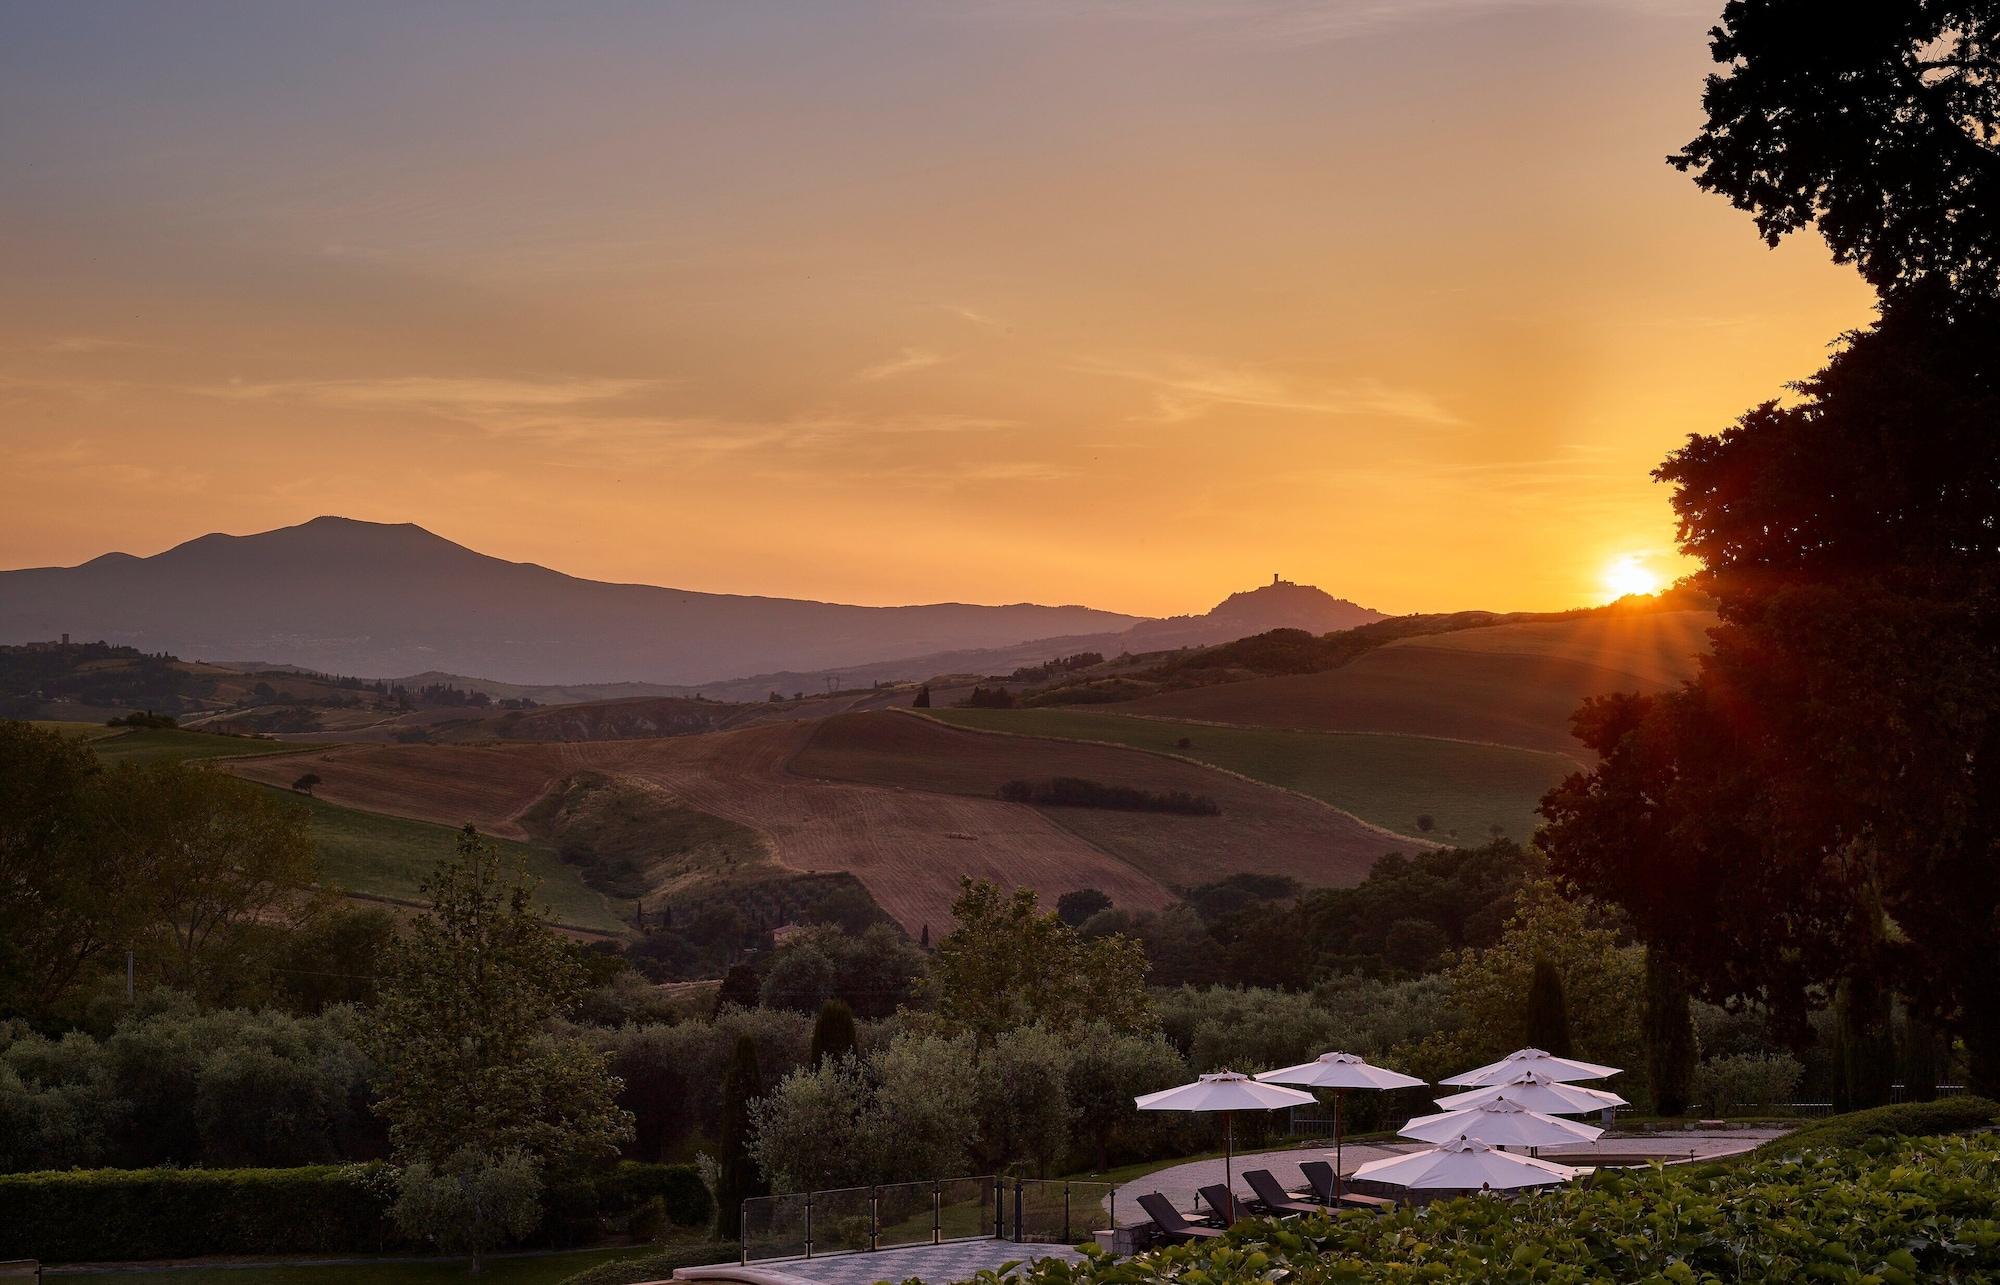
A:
[1,1,1874,617]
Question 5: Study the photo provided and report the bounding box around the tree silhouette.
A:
[1673,0,2000,301]
[713,1035,765,1242]
[808,998,857,1068]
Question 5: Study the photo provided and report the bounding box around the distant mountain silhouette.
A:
[0,517,1141,685]
[1121,575,1385,648]
[652,576,1390,701]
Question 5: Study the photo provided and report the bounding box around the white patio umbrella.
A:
[1441,1047,1623,1087]
[1399,1096,1604,1149]
[1353,1136,1580,1192]
[1136,1071,1314,1217]
[1434,1071,1628,1116]
[1257,1052,1425,1201]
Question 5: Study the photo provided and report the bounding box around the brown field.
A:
[230,721,1181,934]
[1123,610,1715,754]
[229,741,571,835]
[790,711,1407,892]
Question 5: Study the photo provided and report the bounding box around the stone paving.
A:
[1112,1130,1787,1215]
[689,1240,1083,1285]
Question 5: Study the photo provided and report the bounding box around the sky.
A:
[0,1,1876,617]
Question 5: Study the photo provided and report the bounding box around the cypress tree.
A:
[1523,956,1573,1057]
[1643,948,1697,1115]
[714,1035,765,1243]
[809,998,857,1068]
[1836,974,1896,1111]
[1900,1011,1943,1103]
[912,685,932,709]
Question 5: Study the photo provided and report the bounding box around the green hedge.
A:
[559,1241,738,1285]
[1748,1096,1999,1159]
[0,1160,710,1264]
[0,1164,393,1261]
[596,1162,713,1228]
[1004,1133,2000,1284]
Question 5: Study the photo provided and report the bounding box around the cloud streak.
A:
[1080,358,1461,427]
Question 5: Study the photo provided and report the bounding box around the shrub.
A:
[391,1149,543,1268]
[0,1164,392,1261]
[593,1161,713,1228]
[1749,1096,2000,1159]
[1004,1133,2000,1284]
[1691,1052,1804,1116]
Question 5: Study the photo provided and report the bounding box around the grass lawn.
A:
[929,709,1573,843]
[83,727,317,766]
[56,1244,657,1283]
[295,793,628,935]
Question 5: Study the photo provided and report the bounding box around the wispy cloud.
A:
[199,375,663,418]
[1080,358,1461,426]
[853,347,948,382]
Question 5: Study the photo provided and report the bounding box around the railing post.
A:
[739,1201,748,1265]
[805,1194,814,1260]
[1013,1179,1024,1244]
[933,1182,941,1245]
[993,1177,1003,1240]
[870,1186,880,1252]
[1063,1182,1071,1243]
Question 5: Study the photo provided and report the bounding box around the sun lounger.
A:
[1299,1160,1336,1204]
[1196,1183,1243,1226]
[1137,1192,1224,1243]
[1243,1168,1320,1215]
[1336,1191,1397,1211]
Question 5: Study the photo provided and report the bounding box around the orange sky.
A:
[0,2,1874,617]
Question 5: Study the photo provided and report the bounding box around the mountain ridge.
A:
[0,517,1143,685]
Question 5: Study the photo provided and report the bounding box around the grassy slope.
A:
[928,708,1574,843]
[795,712,1402,891]
[1113,609,1714,756]
[294,791,626,934]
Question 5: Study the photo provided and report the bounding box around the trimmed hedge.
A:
[0,1163,393,1261]
[0,1160,710,1264]
[559,1242,739,1285]
[596,1162,713,1229]
[1748,1095,1999,1159]
[1002,1133,2000,1284]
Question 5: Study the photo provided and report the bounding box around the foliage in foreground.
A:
[998,1133,2000,1285]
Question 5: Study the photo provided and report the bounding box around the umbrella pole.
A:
[1333,1089,1344,1202]
[1225,1112,1235,1221]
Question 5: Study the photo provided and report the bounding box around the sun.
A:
[1602,555,1661,600]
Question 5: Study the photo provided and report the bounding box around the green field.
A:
[58,1244,656,1284]
[294,792,628,934]
[80,726,315,766]
[928,708,1575,843]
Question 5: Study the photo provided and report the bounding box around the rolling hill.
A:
[1118,608,1716,755]
[790,710,1411,891]
[925,708,1575,842]
[223,707,1413,935]
[0,516,1140,685]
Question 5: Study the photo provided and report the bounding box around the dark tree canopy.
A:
[1673,0,2000,300]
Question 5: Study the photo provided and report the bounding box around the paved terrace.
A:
[677,1241,1082,1285]
[1114,1130,1787,1212]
